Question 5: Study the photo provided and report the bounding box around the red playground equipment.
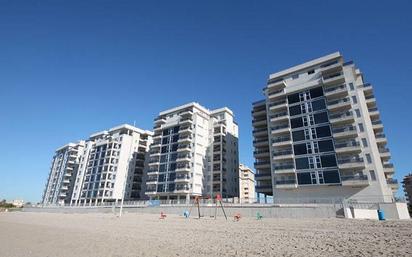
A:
[234,213,241,221]
[159,212,167,219]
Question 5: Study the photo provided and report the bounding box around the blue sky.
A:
[1,0,411,202]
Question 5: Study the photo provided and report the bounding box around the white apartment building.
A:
[146,102,239,201]
[252,52,397,203]
[239,164,255,203]
[42,141,85,205]
[43,124,152,206]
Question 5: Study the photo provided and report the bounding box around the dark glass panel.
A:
[314,112,329,124]
[293,143,307,155]
[295,157,309,170]
[288,93,300,104]
[297,172,312,185]
[323,170,340,183]
[291,117,303,129]
[318,140,334,152]
[321,154,337,167]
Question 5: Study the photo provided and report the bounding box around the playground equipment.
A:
[187,194,227,220]
[159,212,167,219]
[183,210,190,218]
[234,213,241,221]
[256,212,263,220]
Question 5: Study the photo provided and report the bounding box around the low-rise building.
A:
[239,164,255,203]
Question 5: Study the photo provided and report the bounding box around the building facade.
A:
[252,52,397,203]
[402,173,412,207]
[42,141,85,205]
[239,164,255,203]
[146,102,239,201]
[42,124,152,206]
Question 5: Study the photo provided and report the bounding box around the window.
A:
[365,154,372,164]
[323,170,340,183]
[308,69,315,75]
[314,112,329,124]
[289,105,301,116]
[320,154,337,167]
[288,93,300,104]
[369,170,376,181]
[311,99,326,112]
[349,83,354,91]
[294,143,307,155]
[362,138,368,147]
[310,87,324,98]
[297,172,311,185]
[292,74,299,79]
[358,123,364,132]
[296,157,309,170]
[318,140,334,152]
[352,96,358,104]
[316,125,331,138]
[291,117,303,129]
[355,109,361,118]
[292,130,305,141]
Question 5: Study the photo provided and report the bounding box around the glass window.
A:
[297,172,311,185]
[291,117,303,129]
[311,99,326,112]
[316,125,331,138]
[289,105,302,116]
[173,126,180,134]
[169,163,176,171]
[160,155,168,163]
[159,164,167,172]
[292,130,305,142]
[318,140,334,152]
[314,112,329,124]
[296,157,309,170]
[355,109,361,117]
[369,170,376,181]
[358,123,364,132]
[288,93,300,104]
[162,137,169,144]
[293,143,307,155]
[365,154,372,164]
[362,138,368,147]
[352,96,358,104]
[323,170,340,183]
[349,83,354,90]
[172,135,179,143]
[308,69,315,75]
[170,144,178,152]
[320,154,337,167]
[310,87,323,98]
[163,129,170,136]
[292,74,299,79]
[161,146,168,153]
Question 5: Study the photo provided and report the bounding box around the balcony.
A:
[383,163,395,174]
[179,126,192,134]
[272,136,292,147]
[372,120,383,131]
[252,108,267,117]
[273,164,295,174]
[253,138,269,147]
[255,184,273,193]
[335,140,361,154]
[252,117,267,127]
[174,186,190,193]
[154,117,166,125]
[180,110,193,117]
[255,172,272,181]
[337,157,365,170]
[274,179,297,189]
[176,154,191,162]
[320,61,342,74]
[271,124,290,135]
[386,178,399,190]
[327,97,351,112]
[329,111,354,125]
[273,150,294,161]
[332,126,357,139]
[175,174,191,183]
[178,135,192,143]
[269,99,287,111]
[368,107,380,119]
[175,164,191,172]
[341,175,370,187]
[322,72,345,86]
[324,84,348,99]
[270,111,289,122]
[253,149,270,158]
[375,133,387,145]
[267,88,285,99]
[253,127,268,137]
[180,117,193,125]
[365,95,376,106]
[177,144,191,152]
[361,83,373,94]
[379,148,391,160]
[147,170,159,175]
[254,161,271,169]
[267,78,287,90]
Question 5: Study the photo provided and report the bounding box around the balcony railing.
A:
[324,84,347,93]
[332,126,356,134]
[254,161,270,166]
[269,99,287,108]
[341,175,368,181]
[273,150,293,157]
[271,124,289,131]
[327,97,350,107]
[329,111,353,120]
[375,133,386,139]
[268,89,283,96]
[255,184,272,190]
[253,128,267,133]
[253,138,268,144]
[272,136,291,143]
[275,179,296,185]
[372,120,383,125]
[383,163,394,169]
[254,150,270,155]
[274,164,294,170]
[387,178,398,184]
[335,140,360,149]
[338,157,364,164]
[270,112,288,119]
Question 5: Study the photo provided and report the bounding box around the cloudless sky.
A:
[1,0,411,202]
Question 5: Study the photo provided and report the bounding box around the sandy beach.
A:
[0,211,411,257]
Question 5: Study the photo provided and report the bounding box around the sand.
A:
[0,211,411,257]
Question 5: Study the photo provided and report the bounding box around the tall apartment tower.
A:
[252,52,397,203]
[402,173,412,207]
[42,141,85,205]
[239,164,256,203]
[145,102,239,201]
[42,124,152,206]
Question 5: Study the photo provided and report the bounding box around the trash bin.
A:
[377,209,385,220]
